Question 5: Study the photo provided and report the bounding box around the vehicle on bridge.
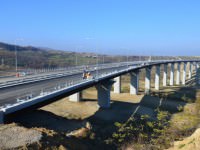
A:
[82,70,93,79]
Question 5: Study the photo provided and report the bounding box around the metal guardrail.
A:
[0,61,141,88]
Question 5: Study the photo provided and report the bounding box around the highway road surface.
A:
[0,63,131,107]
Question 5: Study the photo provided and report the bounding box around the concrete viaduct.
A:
[69,61,199,108]
[0,60,200,123]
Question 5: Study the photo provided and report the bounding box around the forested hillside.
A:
[0,42,199,70]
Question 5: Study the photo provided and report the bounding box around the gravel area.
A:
[0,123,42,149]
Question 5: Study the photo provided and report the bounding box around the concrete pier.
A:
[163,64,167,86]
[188,62,192,79]
[198,68,200,85]
[176,63,180,85]
[155,65,160,90]
[69,92,81,102]
[0,110,4,124]
[114,76,121,93]
[195,62,198,72]
[182,63,186,85]
[170,63,174,86]
[145,67,151,94]
[96,80,114,108]
[130,70,139,95]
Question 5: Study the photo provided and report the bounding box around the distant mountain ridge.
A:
[0,42,107,69]
[0,42,49,52]
[0,41,199,70]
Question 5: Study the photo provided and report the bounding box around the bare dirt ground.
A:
[0,123,42,149]
[167,128,200,150]
[0,87,145,149]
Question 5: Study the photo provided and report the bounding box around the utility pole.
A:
[1,58,4,66]
[96,53,99,78]
[75,54,78,66]
[15,41,18,76]
[14,38,24,77]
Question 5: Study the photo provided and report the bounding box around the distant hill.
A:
[0,42,42,52]
[0,42,199,70]
[0,42,118,69]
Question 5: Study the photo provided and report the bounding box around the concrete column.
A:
[114,76,121,93]
[145,67,151,94]
[155,65,160,90]
[192,62,194,73]
[190,62,194,75]
[195,62,198,72]
[170,63,174,86]
[176,63,181,85]
[182,62,186,85]
[130,70,139,95]
[188,62,192,79]
[0,110,4,124]
[69,92,81,102]
[96,80,114,108]
[163,64,167,86]
[196,69,200,85]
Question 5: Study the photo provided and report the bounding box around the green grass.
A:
[178,144,186,149]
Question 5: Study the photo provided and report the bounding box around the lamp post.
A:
[14,38,24,77]
[126,49,129,68]
[14,41,18,77]
[75,54,78,66]
[96,52,99,79]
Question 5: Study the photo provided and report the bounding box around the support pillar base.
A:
[96,80,114,108]
[69,92,82,102]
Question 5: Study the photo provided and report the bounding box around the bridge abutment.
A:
[69,92,82,102]
[114,76,121,93]
[145,67,151,94]
[155,65,160,90]
[130,70,139,95]
[170,63,174,86]
[176,63,181,85]
[96,80,114,108]
[182,62,186,85]
[163,64,167,86]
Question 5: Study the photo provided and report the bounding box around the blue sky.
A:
[0,0,200,56]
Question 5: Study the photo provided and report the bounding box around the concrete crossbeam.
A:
[114,76,121,93]
[96,80,114,108]
[130,70,139,95]
[69,92,81,102]
[176,63,181,85]
[163,64,167,86]
[145,67,151,94]
[170,63,174,86]
[155,65,160,90]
